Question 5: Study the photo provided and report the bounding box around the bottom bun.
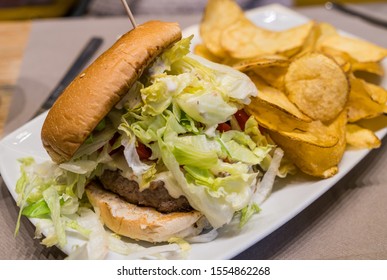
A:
[85,181,205,243]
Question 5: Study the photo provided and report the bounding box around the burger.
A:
[16,21,280,253]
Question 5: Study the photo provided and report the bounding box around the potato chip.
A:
[346,123,381,149]
[268,111,347,178]
[293,23,321,59]
[363,81,387,104]
[352,61,384,76]
[318,46,353,73]
[285,53,349,122]
[346,75,387,122]
[199,0,244,57]
[357,115,387,132]
[249,74,311,122]
[194,44,223,63]
[321,45,384,76]
[253,65,288,91]
[232,55,289,90]
[317,22,338,37]
[320,34,387,63]
[246,97,338,147]
[221,18,315,59]
[333,56,352,74]
[315,22,338,50]
[196,0,387,179]
[232,55,288,72]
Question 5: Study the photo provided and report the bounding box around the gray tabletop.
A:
[1,4,387,260]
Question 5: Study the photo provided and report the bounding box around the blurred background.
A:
[0,0,385,20]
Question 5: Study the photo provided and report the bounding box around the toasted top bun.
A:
[41,21,182,163]
[85,182,205,243]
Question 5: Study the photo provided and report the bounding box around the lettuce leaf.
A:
[14,36,279,253]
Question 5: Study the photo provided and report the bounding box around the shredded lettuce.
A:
[72,120,116,159]
[141,73,195,116]
[239,203,261,228]
[21,198,50,218]
[43,186,67,248]
[14,35,284,259]
[175,88,238,127]
[148,36,192,76]
[121,135,156,189]
[172,135,219,169]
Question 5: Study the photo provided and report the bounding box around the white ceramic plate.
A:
[1,4,386,260]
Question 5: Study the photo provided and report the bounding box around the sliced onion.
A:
[253,147,284,205]
[122,243,182,260]
[185,228,218,243]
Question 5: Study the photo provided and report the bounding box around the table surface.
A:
[1,3,387,260]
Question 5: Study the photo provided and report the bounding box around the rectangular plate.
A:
[1,4,386,259]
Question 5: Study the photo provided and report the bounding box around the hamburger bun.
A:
[41,21,181,163]
[86,182,205,243]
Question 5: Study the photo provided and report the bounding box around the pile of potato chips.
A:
[196,0,387,178]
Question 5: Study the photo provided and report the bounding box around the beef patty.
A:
[98,169,192,213]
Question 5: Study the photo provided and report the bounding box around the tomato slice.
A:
[217,122,231,132]
[136,141,152,160]
[234,109,249,131]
